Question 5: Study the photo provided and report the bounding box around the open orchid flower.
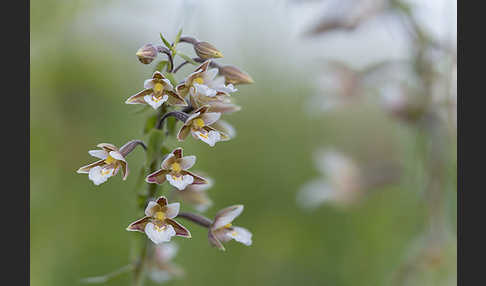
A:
[149,243,184,283]
[127,196,191,244]
[77,143,129,186]
[176,60,237,99]
[177,105,229,147]
[146,148,208,190]
[171,177,213,212]
[125,71,187,109]
[208,205,252,251]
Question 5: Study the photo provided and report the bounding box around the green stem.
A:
[132,106,167,286]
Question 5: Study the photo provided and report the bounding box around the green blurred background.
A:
[30,0,456,285]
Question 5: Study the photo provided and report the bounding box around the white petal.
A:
[145,223,176,244]
[204,68,219,81]
[144,79,155,89]
[228,226,252,246]
[213,205,244,229]
[88,166,114,186]
[165,202,180,219]
[166,174,194,190]
[178,155,196,170]
[194,130,221,147]
[109,151,126,162]
[145,201,160,217]
[194,83,217,97]
[88,150,108,160]
[296,180,335,210]
[155,242,178,262]
[185,112,201,124]
[162,79,174,91]
[149,270,172,283]
[144,94,168,110]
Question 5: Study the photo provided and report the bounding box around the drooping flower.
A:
[171,177,213,212]
[193,41,224,60]
[136,43,158,64]
[127,196,191,244]
[208,205,252,251]
[146,148,208,190]
[189,91,241,114]
[76,143,129,186]
[177,105,229,147]
[125,71,187,110]
[176,60,237,99]
[149,243,184,283]
[297,149,363,209]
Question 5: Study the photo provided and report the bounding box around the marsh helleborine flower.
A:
[77,143,129,186]
[146,147,208,190]
[208,205,252,251]
[126,71,187,110]
[176,60,237,99]
[177,105,229,147]
[127,196,191,244]
[149,243,184,283]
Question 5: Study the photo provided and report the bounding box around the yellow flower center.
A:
[101,168,112,176]
[104,155,116,164]
[224,223,232,228]
[193,118,205,128]
[154,224,166,232]
[153,82,164,94]
[194,77,204,84]
[155,211,166,221]
[171,162,182,173]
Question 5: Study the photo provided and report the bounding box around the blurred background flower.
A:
[30,0,456,285]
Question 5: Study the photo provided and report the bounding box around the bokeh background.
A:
[30,0,457,285]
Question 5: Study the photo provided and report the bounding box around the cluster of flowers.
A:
[76,32,254,283]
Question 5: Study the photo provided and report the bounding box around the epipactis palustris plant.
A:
[76,30,254,285]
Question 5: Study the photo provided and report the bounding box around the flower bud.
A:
[136,43,158,64]
[219,65,254,85]
[194,41,223,59]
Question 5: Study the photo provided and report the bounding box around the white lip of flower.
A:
[145,223,177,244]
[144,94,169,110]
[166,173,194,190]
[88,166,114,185]
[194,130,221,147]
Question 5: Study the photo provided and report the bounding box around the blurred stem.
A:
[133,107,167,286]
[177,212,212,228]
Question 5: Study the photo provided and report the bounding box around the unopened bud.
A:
[136,43,158,64]
[194,41,223,59]
[219,65,254,85]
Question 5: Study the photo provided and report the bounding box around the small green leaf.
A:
[177,52,198,65]
[146,129,164,166]
[164,72,178,87]
[166,117,177,136]
[160,33,172,49]
[174,28,183,48]
[154,60,168,73]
